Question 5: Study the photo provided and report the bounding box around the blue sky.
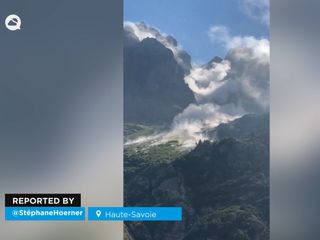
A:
[125,0,269,63]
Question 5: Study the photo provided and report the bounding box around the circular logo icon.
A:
[5,14,22,31]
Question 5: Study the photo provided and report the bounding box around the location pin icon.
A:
[96,210,101,218]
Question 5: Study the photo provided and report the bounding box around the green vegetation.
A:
[124,140,188,185]
[125,140,184,163]
[185,205,268,240]
[124,123,156,140]
[124,114,269,240]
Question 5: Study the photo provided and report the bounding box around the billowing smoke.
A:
[201,25,270,113]
[185,60,231,100]
[124,103,239,148]
[164,103,239,148]
[124,23,269,148]
[166,26,269,146]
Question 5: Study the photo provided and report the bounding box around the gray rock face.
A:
[124,36,195,125]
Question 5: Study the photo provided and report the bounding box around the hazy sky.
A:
[125,0,269,63]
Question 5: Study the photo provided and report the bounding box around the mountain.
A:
[124,114,269,240]
[124,35,195,125]
[209,113,269,140]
